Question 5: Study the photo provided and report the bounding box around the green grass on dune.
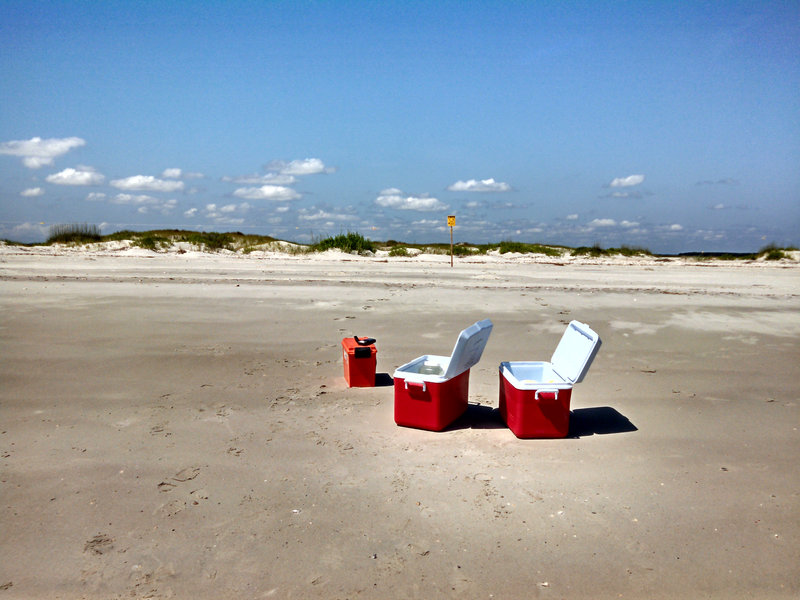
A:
[309,232,376,254]
[571,244,652,257]
[104,229,281,252]
[46,223,103,244]
[497,241,564,256]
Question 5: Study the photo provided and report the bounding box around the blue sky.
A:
[1,1,798,253]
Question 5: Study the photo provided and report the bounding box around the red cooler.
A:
[499,320,601,438]
[342,336,377,387]
[394,319,493,431]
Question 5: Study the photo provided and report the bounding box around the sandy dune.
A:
[1,246,798,598]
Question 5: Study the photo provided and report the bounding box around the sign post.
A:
[447,215,456,267]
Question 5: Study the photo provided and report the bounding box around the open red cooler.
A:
[499,320,601,438]
[341,336,377,387]
[394,319,493,431]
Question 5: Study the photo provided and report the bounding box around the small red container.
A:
[341,337,377,387]
[499,321,601,439]
[393,319,493,431]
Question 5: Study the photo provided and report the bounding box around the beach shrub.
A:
[179,231,234,251]
[615,245,652,257]
[452,244,478,256]
[685,252,755,261]
[133,234,169,251]
[389,246,409,257]
[419,243,484,256]
[571,245,653,257]
[47,223,102,244]
[572,244,607,257]
[758,243,788,261]
[498,241,562,256]
[103,229,139,242]
[310,232,376,254]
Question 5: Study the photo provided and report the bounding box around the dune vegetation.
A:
[1,224,795,261]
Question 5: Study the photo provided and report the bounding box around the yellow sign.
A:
[447,215,456,227]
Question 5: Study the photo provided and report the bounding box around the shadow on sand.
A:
[448,403,508,430]
[375,373,394,387]
[567,406,638,437]
[444,404,637,437]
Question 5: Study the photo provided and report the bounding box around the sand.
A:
[1,245,799,599]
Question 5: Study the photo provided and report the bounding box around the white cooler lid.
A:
[444,319,494,379]
[551,320,601,384]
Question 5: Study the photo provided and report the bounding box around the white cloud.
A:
[602,185,650,199]
[110,193,160,205]
[21,187,44,197]
[201,203,246,224]
[5,221,49,241]
[162,168,204,179]
[589,218,617,227]
[713,203,725,210]
[447,178,511,192]
[669,224,683,231]
[106,194,177,215]
[620,220,640,228]
[86,192,107,201]
[0,136,85,168]
[137,198,177,215]
[697,178,739,186]
[266,158,334,176]
[223,173,297,185]
[220,203,250,213]
[375,188,447,211]
[232,185,301,201]
[110,175,185,192]
[566,213,579,220]
[46,166,105,186]
[299,209,350,221]
[184,208,198,218]
[609,174,645,187]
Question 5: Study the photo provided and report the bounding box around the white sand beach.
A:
[1,244,798,598]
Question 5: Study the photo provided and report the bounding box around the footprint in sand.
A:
[172,466,200,482]
[84,533,114,555]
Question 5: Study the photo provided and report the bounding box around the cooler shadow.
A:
[375,373,394,387]
[448,404,506,430]
[567,407,637,438]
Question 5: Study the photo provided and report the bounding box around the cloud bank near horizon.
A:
[0,133,791,253]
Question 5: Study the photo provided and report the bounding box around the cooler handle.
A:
[355,336,376,346]
[404,380,427,393]
[535,389,559,401]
